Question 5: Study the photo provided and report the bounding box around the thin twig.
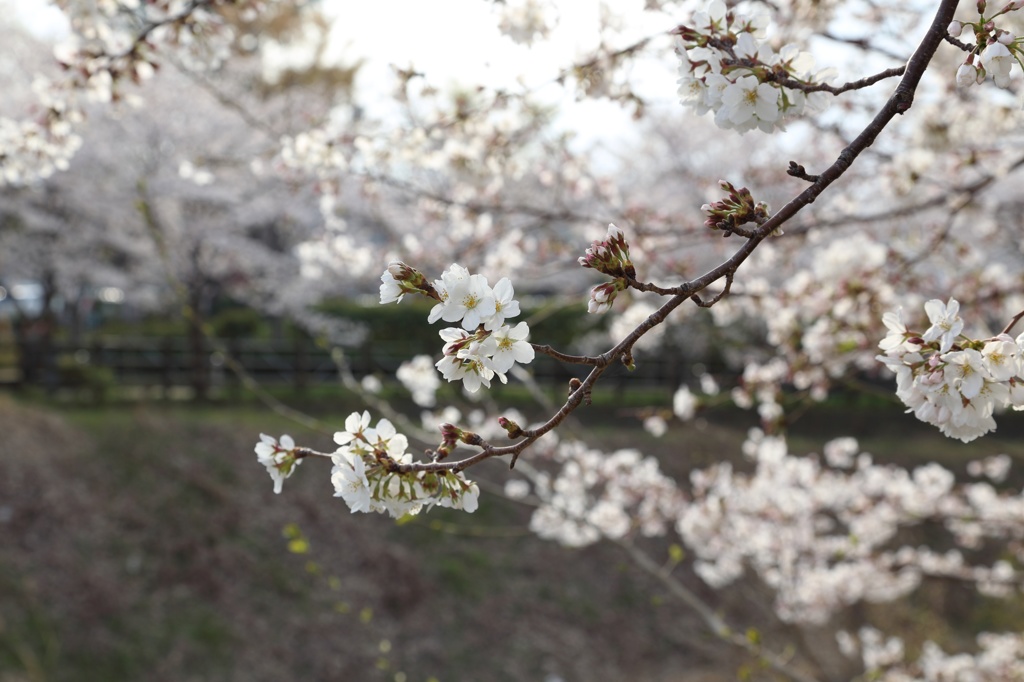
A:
[1000,309,1024,336]
[531,344,603,365]
[769,66,906,95]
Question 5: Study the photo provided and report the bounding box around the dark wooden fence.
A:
[0,335,704,398]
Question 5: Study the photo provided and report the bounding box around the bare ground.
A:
[0,397,741,682]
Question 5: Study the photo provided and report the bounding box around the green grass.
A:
[5,395,1024,681]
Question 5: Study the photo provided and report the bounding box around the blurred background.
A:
[6,1,1024,681]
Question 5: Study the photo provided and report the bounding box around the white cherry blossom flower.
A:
[982,42,1015,87]
[436,352,496,392]
[921,298,963,353]
[878,308,916,353]
[334,410,372,447]
[379,270,404,304]
[444,272,497,330]
[480,321,534,373]
[699,373,720,396]
[942,349,985,399]
[397,355,442,407]
[370,418,410,459]
[484,277,521,331]
[719,75,780,127]
[255,433,300,494]
[982,336,1019,381]
[643,415,668,438]
[331,449,373,513]
[673,385,697,420]
[677,71,712,114]
[956,63,978,88]
[427,263,471,323]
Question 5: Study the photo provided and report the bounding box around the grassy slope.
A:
[0,398,728,682]
[3,395,1024,681]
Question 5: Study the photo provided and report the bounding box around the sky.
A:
[7,0,68,39]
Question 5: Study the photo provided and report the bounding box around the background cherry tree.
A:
[7,0,1024,679]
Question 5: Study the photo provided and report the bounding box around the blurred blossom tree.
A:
[11,0,1024,679]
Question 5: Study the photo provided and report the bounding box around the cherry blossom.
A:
[254,433,300,494]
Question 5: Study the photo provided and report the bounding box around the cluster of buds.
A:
[950,2,1024,89]
[587,278,629,314]
[701,180,771,235]
[379,261,440,304]
[580,223,634,314]
[433,422,483,461]
[578,223,635,279]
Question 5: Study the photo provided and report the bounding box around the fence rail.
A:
[0,335,706,397]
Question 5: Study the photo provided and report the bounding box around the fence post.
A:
[294,334,308,395]
[160,337,173,397]
[227,337,242,402]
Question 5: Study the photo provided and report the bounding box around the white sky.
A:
[7,0,68,39]
[318,0,667,89]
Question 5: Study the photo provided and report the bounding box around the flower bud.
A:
[498,416,524,438]
[947,20,963,38]
[579,224,635,279]
[956,63,977,88]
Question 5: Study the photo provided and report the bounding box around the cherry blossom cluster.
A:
[708,234,906,422]
[396,354,442,408]
[876,297,1024,442]
[949,2,1024,89]
[254,433,303,494]
[332,411,479,517]
[579,223,634,314]
[255,412,480,516]
[511,421,1024,626]
[678,431,1024,624]
[275,75,619,284]
[380,261,535,392]
[54,0,252,74]
[0,78,84,185]
[700,180,771,235]
[518,440,686,547]
[495,0,557,46]
[673,0,833,133]
[2,0,283,186]
[840,627,1024,680]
